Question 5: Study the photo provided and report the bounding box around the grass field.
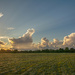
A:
[0,53,75,75]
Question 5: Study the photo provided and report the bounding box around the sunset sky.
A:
[0,0,75,50]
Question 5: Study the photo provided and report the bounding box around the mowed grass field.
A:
[0,53,75,75]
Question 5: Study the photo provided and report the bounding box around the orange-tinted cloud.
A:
[8,28,75,50]
[0,13,3,18]
[9,28,36,50]
[0,41,5,45]
[63,33,75,48]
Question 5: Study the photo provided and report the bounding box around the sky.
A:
[0,0,75,50]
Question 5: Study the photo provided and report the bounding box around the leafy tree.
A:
[13,49,18,53]
[70,48,75,52]
[65,47,69,52]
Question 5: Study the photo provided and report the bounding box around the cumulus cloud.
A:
[51,39,63,48]
[7,27,15,30]
[63,33,75,48]
[38,38,63,50]
[8,28,75,50]
[38,37,50,49]
[0,13,3,18]
[38,33,75,49]
[9,28,36,50]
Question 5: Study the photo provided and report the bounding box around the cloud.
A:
[38,38,63,50]
[0,36,9,39]
[9,28,36,50]
[8,28,75,50]
[0,13,3,18]
[38,33,75,49]
[1,44,12,49]
[38,37,50,49]
[51,39,63,48]
[63,33,75,48]
[0,41,5,45]
[7,27,15,30]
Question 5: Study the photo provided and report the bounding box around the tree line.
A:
[0,47,75,53]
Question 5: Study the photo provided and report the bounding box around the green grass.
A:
[0,53,75,75]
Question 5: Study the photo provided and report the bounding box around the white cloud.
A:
[38,37,50,49]
[51,39,63,48]
[0,36,9,39]
[7,27,15,30]
[63,33,75,48]
[38,38,63,50]
[9,28,36,50]
[38,33,75,49]
[0,13,3,18]
[8,28,75,50]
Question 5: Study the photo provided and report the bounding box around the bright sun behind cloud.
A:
[0,13,3,18]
